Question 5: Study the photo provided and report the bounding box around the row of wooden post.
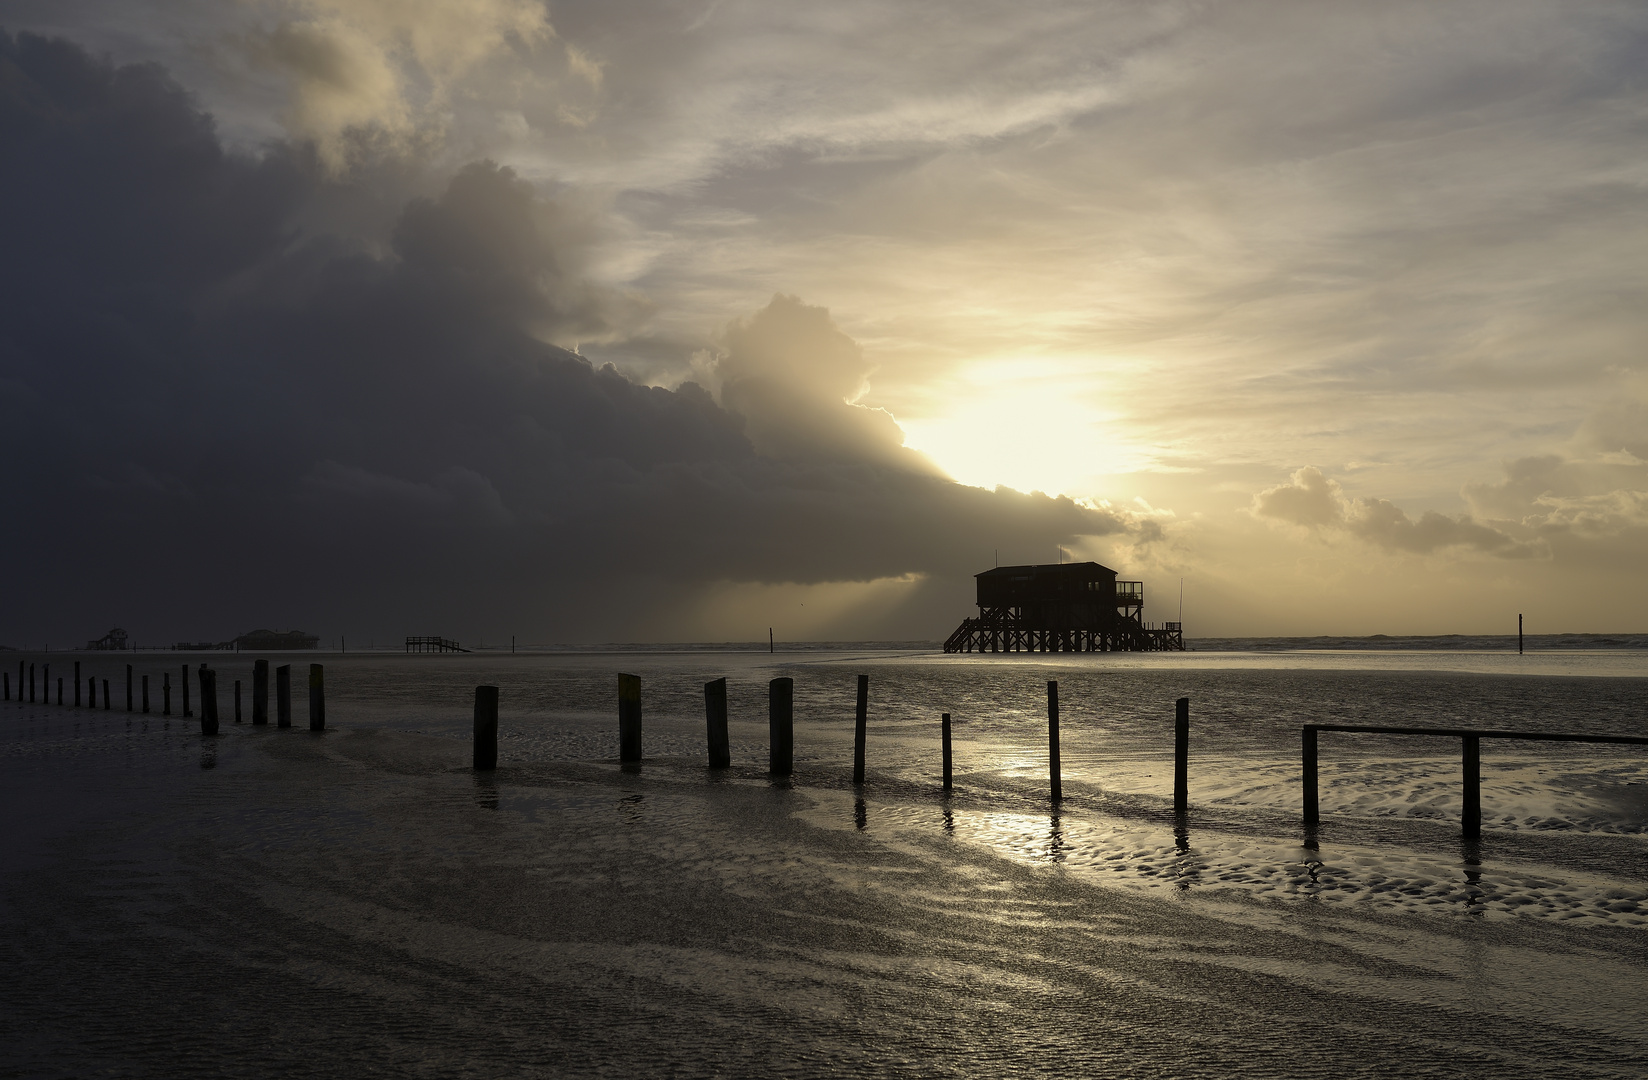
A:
[6,658,326,736]
[472,674,1194,813]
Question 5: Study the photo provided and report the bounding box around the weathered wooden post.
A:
[200,672,217,738]
[704,677,730,768]
[769,677,794,775]
[308,664,325,731]
[42,664,48,703]
[182,665,191,718]
[1174,697,1190,816]
[474,685,499,770]
[74,661,81,706]
[57,677,63,705]
[201,668,218,735]
[941,712,952,791]
[1462,735,1481,839]
[162,673,171,716]
[1302,726,1319,825]
[2,672,7,700]
[853,674,868,785]
[252,659,269,725]
[618,673,642,762]
[234,680,242,723]
[102,679,110,710]
[142,675,150,713]
[126,665,133,711]
[1047,680,1062,801]
[28,662,34,703]
[275,665,291,728]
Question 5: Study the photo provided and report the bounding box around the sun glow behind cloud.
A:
[898,357,1151,500]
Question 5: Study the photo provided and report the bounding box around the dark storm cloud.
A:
[0,32,1125,643]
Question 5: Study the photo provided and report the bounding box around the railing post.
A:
[275,665,291,728]
[704,678,729,768]
[1047,680,1062,801]
[941,712,952,791]
[1302,726,1319,825]
[473,685,498,770]
[618,673,642,762]
[853,674,868,785]
[1462,735,1481,838]
[769,677,793,776]
[252,659,269,725]
[308,664,325,731]
[1174,697,1189,816]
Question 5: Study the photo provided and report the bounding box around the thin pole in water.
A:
[473,685,498,770]
[941,712,952,791]
[1462,736,1481,838]
[769,677,794,776]
[853,674,868,786]
[1174,697,1189,816]
[769,627,774,654]
[618,673,642,762]
[1518,614,1523,655]
[704,677,729,768]
[1302,727,1319,825]
[1047,680,1062,802]
[308,664,325,731]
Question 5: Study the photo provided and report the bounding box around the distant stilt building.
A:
[405,637,469,653]
[942,562,1184,653]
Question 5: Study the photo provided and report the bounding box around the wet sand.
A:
[2,649,1646,1077]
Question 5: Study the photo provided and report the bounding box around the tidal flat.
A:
[2,648,1646,1077]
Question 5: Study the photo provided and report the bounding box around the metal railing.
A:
[1302,723,1648,837]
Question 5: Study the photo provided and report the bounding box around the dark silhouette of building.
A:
[85,628,129,650]
[943,561,1183,652]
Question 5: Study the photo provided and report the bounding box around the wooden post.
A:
[102,679,110,710]
[201,668,218,735]
[308,664,325,731]
[276,665,291,728]
[162,673,171,716]
[1174,697,1190,816]
[252,659,268,725]
[142,675,149,713]
[28,662,34,703]
[704,678,730,768]
[1462,735,1481,839]
[182,665,191,718]
[2,672,7,700]
[88,676,96,708]
[126,665,133,711]
[74,661,80,706]
[769,628,774,654]
[57,677,63,705]
[1047,680,1062,801]
[1302,727,1319,825]
[42,664,48,704]
[853,674,868,785]
[941,712,952,791]
[1518,614,1523,655]
[618,673,642,762]
[769,677,793,775]
[234,680,242,723]
[473,685,499,770]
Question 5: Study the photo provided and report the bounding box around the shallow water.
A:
[3,648,1647,1077]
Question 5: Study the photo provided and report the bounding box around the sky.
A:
[2,0,1646,645]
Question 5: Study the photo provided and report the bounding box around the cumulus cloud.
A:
[0,32,1130,642]
[236,0,554,170]
[1253,467,1543,559]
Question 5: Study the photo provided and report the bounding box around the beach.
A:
[3,647,1647,1077]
